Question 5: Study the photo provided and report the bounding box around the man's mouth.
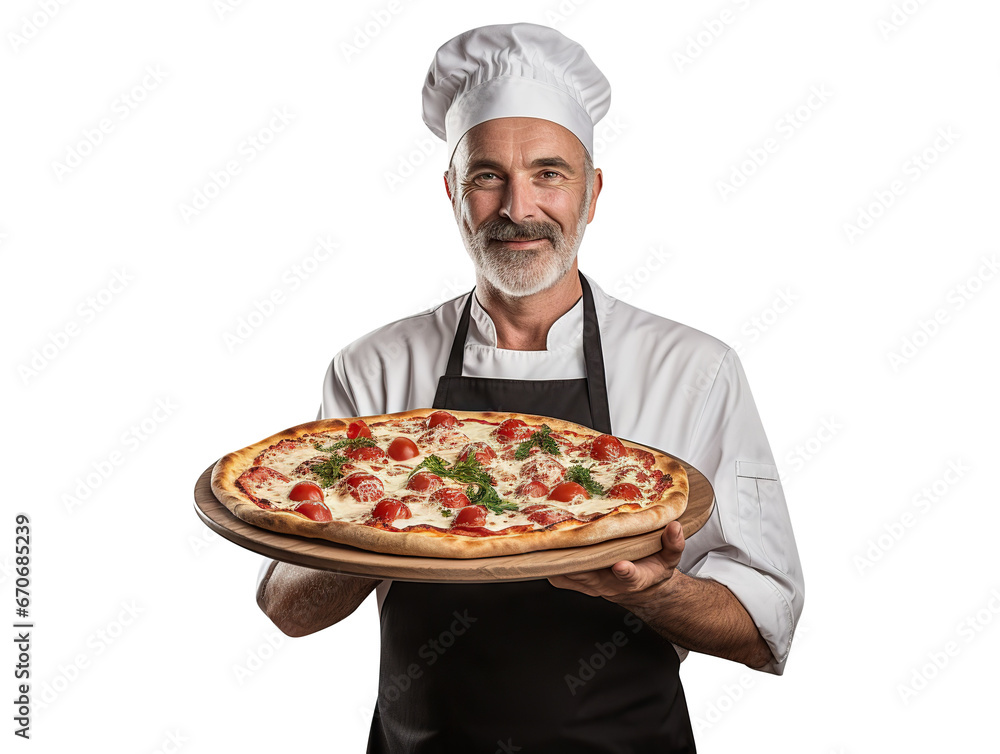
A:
[491,237,548,248]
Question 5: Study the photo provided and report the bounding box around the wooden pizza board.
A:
[193,453,713,583]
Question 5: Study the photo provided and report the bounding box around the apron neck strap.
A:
[444,293,475,377]
[443,272,613,434]
[580,274,613,434]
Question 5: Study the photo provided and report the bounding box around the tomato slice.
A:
[520,456,566,486]
[457,442,497,466]
[235,466,290,506]
[496,418,533,443]
[288,481,324,503]
[431,488,471,509]
[388,437,419,461]
[591,434,626,462]
[372,499,411,524]
[547,481,590,502]
[407,471,444,492]
[344,473,384,502]
[427,411,458,428]
[347,420,372,439]
[453,505,487,527]
[515,480,549,499]
[523,504,574,526]
[294,501,332,522]
[606,482,642,501]
[345,445,387,463]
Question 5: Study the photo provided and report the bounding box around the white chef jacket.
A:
[257,272,804,674]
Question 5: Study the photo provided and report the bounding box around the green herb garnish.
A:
[564,464,607,497]
[482,498,519,515]
[410,454,519,516]
[312,453,351,488]
[313,437,376,453]
[514,424,561,460]
[308,437,377,488]
[408,454,491,486]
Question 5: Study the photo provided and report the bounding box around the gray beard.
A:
[461,210,589,298]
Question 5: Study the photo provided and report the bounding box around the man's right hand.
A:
[257,560,381,637]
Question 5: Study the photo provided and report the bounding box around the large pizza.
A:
[211,409,688,558]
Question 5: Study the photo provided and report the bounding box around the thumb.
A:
[660,521,685,562]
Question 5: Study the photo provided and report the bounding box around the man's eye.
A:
[475,172,499,181]
[540,171,561,179]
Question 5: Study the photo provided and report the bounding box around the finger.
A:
[548,574,603,597]
[609,560,656,592]
[611,561,633,579]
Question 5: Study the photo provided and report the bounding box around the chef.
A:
[256,23,804,753]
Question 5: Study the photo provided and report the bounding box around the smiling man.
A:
[256,23,804,753]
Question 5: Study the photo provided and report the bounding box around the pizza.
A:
[210,409,688,559]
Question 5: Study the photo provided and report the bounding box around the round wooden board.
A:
[193,453,714,583]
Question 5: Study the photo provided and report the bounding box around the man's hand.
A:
[549,521,774,669]
[548,520,684,601]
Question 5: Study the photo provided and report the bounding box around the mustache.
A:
[477,218,561,243]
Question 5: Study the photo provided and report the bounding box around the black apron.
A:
[367,272,695,753]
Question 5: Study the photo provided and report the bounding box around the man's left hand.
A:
[548,520,685,602]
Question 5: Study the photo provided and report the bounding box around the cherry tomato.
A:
[347,420,372,439]
[388,437,420,461]
[407,471,444,492]
[591,434,626,462]
[372,499,411,524]
[547,481,590,502]
[515,480,549,499]
[458,442,497,466]
[496,418,533,443]
[345,446,387,463]
[288,481,324,503]
[454,505,487,527]
[606,483,642,501]
[431,488,471,509]
[344,473,384,502]
[427,411,458,428]
[294,502,332,522]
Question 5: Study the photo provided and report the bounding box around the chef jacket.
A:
[256,272,804,674]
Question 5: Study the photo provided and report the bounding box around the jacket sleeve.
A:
[680,348,805,674]
[320,350,361,420]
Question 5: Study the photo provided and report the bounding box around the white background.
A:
[3,0,998,751]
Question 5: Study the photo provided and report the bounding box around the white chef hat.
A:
[422,22,611,164]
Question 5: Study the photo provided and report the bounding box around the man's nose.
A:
[499,174,537,224]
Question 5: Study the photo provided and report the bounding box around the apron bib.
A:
[367,272,695,753]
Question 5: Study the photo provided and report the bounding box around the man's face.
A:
[446,117,600,298]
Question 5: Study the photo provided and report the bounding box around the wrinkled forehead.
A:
[451,117,588,173]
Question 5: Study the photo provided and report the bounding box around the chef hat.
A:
[422,22,611,164]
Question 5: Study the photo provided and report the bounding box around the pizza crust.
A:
[211,410,688,559]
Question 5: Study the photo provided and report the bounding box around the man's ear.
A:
[587,168,603,223]
[443,171,453,202]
